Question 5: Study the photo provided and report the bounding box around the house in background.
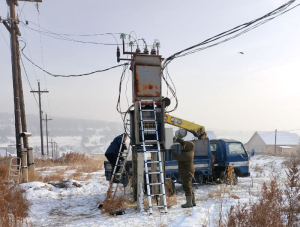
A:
[245,131,300,155]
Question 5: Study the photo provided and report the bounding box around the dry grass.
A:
[166,195,177,208]
[57,152,104,173]
[69,171,83,181]
[225,180,284,227]
[224,158,300,227]
[253,163,263,173]
[0,157,30,226]
[100,182,126,214]
[34,158,55,168]
[31,153,104,182]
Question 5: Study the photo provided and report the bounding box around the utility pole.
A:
[3,0,42,182]
[54,142,58,160]
[49,139,55,160]
[31,81,48,157]
[4,0,22,163]
[43,114,52,157]
[275,129,277,155]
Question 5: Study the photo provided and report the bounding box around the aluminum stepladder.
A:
[138,100,167,214]
[110,133,130,199]
[8,157,21,183]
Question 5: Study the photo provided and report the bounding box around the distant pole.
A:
[51,139,54,160]
[275,129,277,155]
[43,114,52,157]
[31,81,49,157]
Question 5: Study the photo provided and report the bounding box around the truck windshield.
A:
[228,143,246,155]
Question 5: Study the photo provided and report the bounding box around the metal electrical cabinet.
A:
[132,55,162,102]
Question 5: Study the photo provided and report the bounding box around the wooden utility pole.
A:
[3,0,42,182]
[54,142,58,160]
[43,114,52,157]
[31,81,48,157]
[4,0,22,161]
[49,139,55,160]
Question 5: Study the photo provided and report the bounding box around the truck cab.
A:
[210,139,250,182]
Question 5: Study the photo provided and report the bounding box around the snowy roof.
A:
[279,146,292,149]
[257,131,300,145]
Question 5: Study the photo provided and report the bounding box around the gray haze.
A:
[0,0,300,133]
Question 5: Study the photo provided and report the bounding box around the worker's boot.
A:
[181,196,193,208]
[192,193,196,206]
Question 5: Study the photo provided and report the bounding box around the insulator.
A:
[144,47,149,54]
[151,48,156,55]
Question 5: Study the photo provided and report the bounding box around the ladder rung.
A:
[146,161,160,164]
[150,194,163,196]
[11,165,20,167]
[140,100,154,102]
[157,206,167,208]
[145,150,159,153]
[144,140,158,143]
[148,172,161,175]
[141,109,155,112]
[149,183,162,186]
[142,119,155,122]
[9,174,20,177]
[144,129,157,132]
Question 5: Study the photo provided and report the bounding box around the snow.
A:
[20,155,290,226]
[257,131,300,145]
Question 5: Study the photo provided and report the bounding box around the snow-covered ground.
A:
[21,155,288,227]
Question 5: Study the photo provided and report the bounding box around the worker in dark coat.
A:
[105,134,127,172]
[171,137,195,208]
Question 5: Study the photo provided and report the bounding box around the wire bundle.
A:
[162,0,298,68]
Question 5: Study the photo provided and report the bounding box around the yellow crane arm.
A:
[164,114,207,140]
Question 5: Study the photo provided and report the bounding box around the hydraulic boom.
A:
[165,114,207,140]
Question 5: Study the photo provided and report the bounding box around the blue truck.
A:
[104,137,253,187]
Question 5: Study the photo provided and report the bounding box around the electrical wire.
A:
[19,40,128,77]
[163,0,299,69]
[160,0,300,113]
[18,12,39,82]
[19,21,125,46]
[0,26,10,49]
[20,56,39,108]
[36,10,52,117]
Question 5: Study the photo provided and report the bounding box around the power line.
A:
[19,22,121,46]
[0,26,10,49]
[163,0,300,68]
[17,9,39,83]
[20,56,39,107]
[20,39,128,77]
[36,10,50,115]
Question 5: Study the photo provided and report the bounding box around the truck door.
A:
[226,142,250,177]
[210,140,225,165]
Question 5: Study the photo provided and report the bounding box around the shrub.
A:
[0,182,30,226]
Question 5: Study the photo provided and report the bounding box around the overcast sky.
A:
[0,0,300,132]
